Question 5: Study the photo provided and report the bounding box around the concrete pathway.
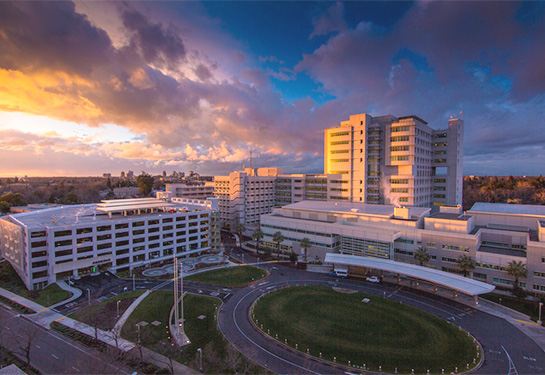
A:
[113,290,150,333]
[51,280,82,308]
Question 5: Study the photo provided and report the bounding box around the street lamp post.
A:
[136,324,141,343]
[197,348,202,371]
[86,288,91,306]
[539,302,543,326]
[117,300,121,318]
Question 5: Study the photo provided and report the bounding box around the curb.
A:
[248,284,484,375]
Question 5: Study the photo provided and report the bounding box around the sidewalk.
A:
[113,290,150,333]
[0,286,198,373]
[381,275,545,353]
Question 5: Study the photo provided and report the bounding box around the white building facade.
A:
[0,197,220,290]
[324,113,463,209]
[260,201,545,293]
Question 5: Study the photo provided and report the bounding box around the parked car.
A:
[366,276,380,283]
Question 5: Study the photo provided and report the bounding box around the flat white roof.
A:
[96,198,178,213]
[282,201,430,219]
[325,253,495,296]
[470,202,545,217]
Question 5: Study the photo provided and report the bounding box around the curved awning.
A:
[325,253,495,296]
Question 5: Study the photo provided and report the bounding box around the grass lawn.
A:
[0,261,71,306]
[69,290,144,331]
[185,265,267,287]
[253,286,479,374]
[121,291,265,374]
[481,293,543,324]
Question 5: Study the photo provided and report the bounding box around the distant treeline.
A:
[463,175,545,210]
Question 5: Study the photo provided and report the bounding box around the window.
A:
[330,150,350,154]
[54,239,72,247]
[330,140,350,145]
[31,231,46,238]
[76,228,92,235]
[390,136,410,142]
[330,131,350,137]
[391,126,410,133]
[54,230,72,237]
[115,223,129,230]
[97,225,111,232]
[97,234,111,241]
[132,221,145,227]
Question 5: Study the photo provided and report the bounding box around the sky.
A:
[0,1,544,177]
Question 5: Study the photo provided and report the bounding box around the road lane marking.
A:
[37,308,49,313]
[514,319,539,326]
[54,316,67,322]
[502,345,519,375]
[72,366,80,372]
[35,345,40,349]
[52,354,59,359]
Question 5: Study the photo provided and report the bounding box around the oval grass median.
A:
[185,265,267,287]
[252,286,480,374]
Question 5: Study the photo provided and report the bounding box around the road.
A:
[219,232,545,375]
[0,306,135,374]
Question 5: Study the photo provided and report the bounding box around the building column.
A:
[473,295,479,305]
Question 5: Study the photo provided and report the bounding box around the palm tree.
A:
[252,228,264,254]
[413,246,430,267]
[234,223,245,245]
[457,254,475,277]
[272,231,285,260]
[300,238,311,262]
[506,260,527,290]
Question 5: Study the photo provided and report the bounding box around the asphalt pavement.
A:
[219,233,545,375]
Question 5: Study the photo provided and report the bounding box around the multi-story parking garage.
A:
[0,197,220,290]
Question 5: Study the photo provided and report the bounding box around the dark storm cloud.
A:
[0,1,114,77]
[120,8,187,69]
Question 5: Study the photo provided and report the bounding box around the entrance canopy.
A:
[325,253,495,296]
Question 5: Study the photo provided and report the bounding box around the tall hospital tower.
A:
[324,113,463,208]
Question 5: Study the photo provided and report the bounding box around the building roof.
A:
[428,212,471,221]
[282,201,430,219]
[96,198,178,213]
[469,202,545,217]
[325,253,495,296]
[477,245,526,258]
[3,198,208,228]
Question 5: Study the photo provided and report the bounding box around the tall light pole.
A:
[197,348,202,371]
[86,288,91,306]
[117,300,121,318]
[539,302,543,326]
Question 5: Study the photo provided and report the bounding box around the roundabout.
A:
[251,286,480,374]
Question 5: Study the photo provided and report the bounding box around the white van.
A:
[330,268,348,278]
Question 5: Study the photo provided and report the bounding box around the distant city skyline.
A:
[1,1,544,177]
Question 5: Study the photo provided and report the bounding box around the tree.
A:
[272,231,285,260]
[137,173,154,197]
[234,223,246,244]
[16,319,42,371]
[299,238,311,262]
[0,201,10,213]
[0,192,27,207]
[252,228,264,254]
[506,260,528,298]
[413,246,431,267]
[457,254,475,277]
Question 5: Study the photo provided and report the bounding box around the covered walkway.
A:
[325,253,495,304]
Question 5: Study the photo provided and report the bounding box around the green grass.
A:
[0,261,71,306]
[121,291,265,374]
[185,265,267,287]
[69,290,145,331]
[253,286,479,374]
